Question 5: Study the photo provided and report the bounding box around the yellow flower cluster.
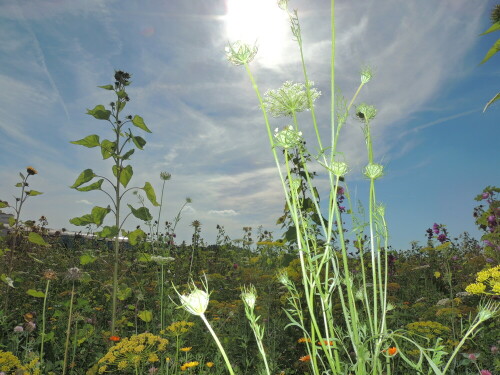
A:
[406,321,451,339]
[180,361,199,371]
[465,265,500,296]
[97,333,168,373]
[0,350,40,375]
[165,321,195,336]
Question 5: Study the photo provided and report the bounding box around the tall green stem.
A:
[200,313,235,375]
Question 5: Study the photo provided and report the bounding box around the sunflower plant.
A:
[69,70,159,334]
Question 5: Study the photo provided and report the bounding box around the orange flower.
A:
[297,337,311,343]
[387,347,397,356]
[317,340,334,346]
[299,355,311,362]
[109,335,121,342]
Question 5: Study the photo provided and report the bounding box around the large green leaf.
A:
[28,232,49,247]
[480,38,500,64]
[101,140,116,159]
[86,105,111,120]
[27,190,43,196]
[142,182,160,206]
[480,22,500,36]
[71,135,100,148]
[69,214,94,226]
[132,115,151,133]
[76,179,104,192]
[80,253,97,265]
[98,84,114,90]
[131,136,146,150]
[27,289,45,298]
[137,310,153,322]
[70,169,95,189]
[97,225,119,238]
[91,206,111,226]
[127,228,146,245]
[119,165,133,188]
[127,204,153,222]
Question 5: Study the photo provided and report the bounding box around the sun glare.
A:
[224,0,290,68]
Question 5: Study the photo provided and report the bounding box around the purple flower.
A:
[337,186,344,195]
[433,223,440,234]
[482,192,489,199]
[484,240,494,247]
[480,370,492,375]
[437,234,447,243]
[486,258,494,263]
[487,215,496,224]
[339,206,346,213]
[467,353,479,361]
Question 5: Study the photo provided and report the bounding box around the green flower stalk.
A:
[40,269,57,368]
[241,285,271,375]
[62,267,83,375]
[174,277,235,375]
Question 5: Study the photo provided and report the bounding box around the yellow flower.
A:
[180,347,192,352]
[206,362,214,368]
[117,360,128,370]
[434,271,441,278]
[465,282,487,295]
[148,353,159,362]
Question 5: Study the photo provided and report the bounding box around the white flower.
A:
[241,285,257,310]
[180,289,210,316]
[330,161,349,177]
[274,125,303,149]
[264,81,321,117]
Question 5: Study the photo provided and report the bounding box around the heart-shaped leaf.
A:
[71,135,100,148]
[127,205,153,222]
[142,182,159,206]
[86,105,111,120]
[132,115,151,133]
[76,179,104,192]
[70,169,95,189]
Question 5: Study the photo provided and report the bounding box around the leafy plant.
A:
[69,70,159,334]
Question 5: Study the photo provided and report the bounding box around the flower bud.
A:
[360,67,373,84]
[356,103,377,121]
[274,125,303,149]
[241,285,257,310]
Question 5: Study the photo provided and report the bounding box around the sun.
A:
[224,0,291,68]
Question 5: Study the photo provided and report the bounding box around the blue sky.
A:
[0,0,498,250]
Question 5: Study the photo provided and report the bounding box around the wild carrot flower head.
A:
[363,163,384,180]
[360,66,373,84]
[66,267,83,281]
[264,81,321,117]
[355,103,377,121]
[26,166,38,175]
[160,171,171,181]
[43,269,57,280]
[151,255,175,265]
[225,41,258,66]
[274,125,303,149]
[175,276,210,316]
[330,161,349,177]
[241,285,257,310]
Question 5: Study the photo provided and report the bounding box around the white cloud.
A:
[76,199,93,205]
[208,209,238,216]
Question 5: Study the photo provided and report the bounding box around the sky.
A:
[0,0,498,251]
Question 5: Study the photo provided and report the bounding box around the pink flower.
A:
[480,370,491,375]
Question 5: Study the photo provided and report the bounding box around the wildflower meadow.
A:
[1,1,499,374]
